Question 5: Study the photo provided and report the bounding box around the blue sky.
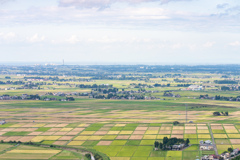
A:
[0,0,239,64]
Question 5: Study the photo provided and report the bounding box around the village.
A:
[200,140,240,160]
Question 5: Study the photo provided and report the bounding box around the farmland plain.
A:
[1,65,240,159]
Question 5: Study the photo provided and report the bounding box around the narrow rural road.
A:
[208,123,218,155]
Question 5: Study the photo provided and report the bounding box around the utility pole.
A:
[185,104,187,123]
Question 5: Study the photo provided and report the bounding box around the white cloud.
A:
[27,34,45,43]
[59,0,194,9]
[203,41,215,48]
[229,41,240,46]
[66,35,80,44]
[0,32,16,40]
[0,0,14,4]
[172,43,182,49]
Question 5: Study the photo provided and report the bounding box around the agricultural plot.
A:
[2,121,239,159]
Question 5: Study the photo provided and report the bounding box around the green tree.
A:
[173,121,180,125]
[185,139,190,146]
[163,137,169,145]
[213,112,221,116]
[228,147,233,153]
[159,143,163,150]
[154,141,159,148]
[85,153,91,160]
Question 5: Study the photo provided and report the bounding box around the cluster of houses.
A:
[200,140,240,160]
[202,148,240,160]
[0,95,23,100]
[200,140,214,150]
[187,85,203,91]
[0,93,74,101]
[199,94,215,100]
[46,92,80,97]
[172,144,185,150]
[89,89,160,100]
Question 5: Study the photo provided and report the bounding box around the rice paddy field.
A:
[1,119,240,159]
[1,70,240,159]
[1,99,240,159]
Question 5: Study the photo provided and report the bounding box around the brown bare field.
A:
[198,126,209,130]
[0,136,9,141]
[66,131,79,135]
[135,127,148,131]
[185,130,196,134]
[172,130,184,134]
[53,141,67,145]
[53,132,68,135]
[116,135,130,139]
[171,135,184,138]
[58,136,74,140]
[148,127,160,130]
[129,135,143,140]
[5,136,21,141]
[230,139,240,144]
[97,141,113,145]
[185,127,196,130]
[160,127,172,130]
[224,126,236,130]
[173,126,184,130]
[159,130,171,134]
[133,131,145,134]
[0,132,6,135]
[71,128,85,132]
[18,136,35,142]
[94,131,108,135]
[211,126,223,129]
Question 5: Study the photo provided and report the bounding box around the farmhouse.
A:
[200,140,214,150]
[188,85,203,91]
[172,144,185,150]
[0,120,6,125]
[201,154,220,160]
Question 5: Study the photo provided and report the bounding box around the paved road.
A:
[208,123,218,155]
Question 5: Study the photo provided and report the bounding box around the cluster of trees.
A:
[215,95,240,101]
[154,137,189,150]
[213,111,229,116]
[131,83,153,88]
[76,84,113,88]
[221,86,240,91]
[96,88,118,93]
[93,93,148,100]
[66,97,75,101]
[177,84,191,87]
[85,153,103,160]
[0,80,25,85]
[190,106,207,109]
[232,155,240,160]
[174,79,186,82]
[214,80,238,84]
[153,83,171,87]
